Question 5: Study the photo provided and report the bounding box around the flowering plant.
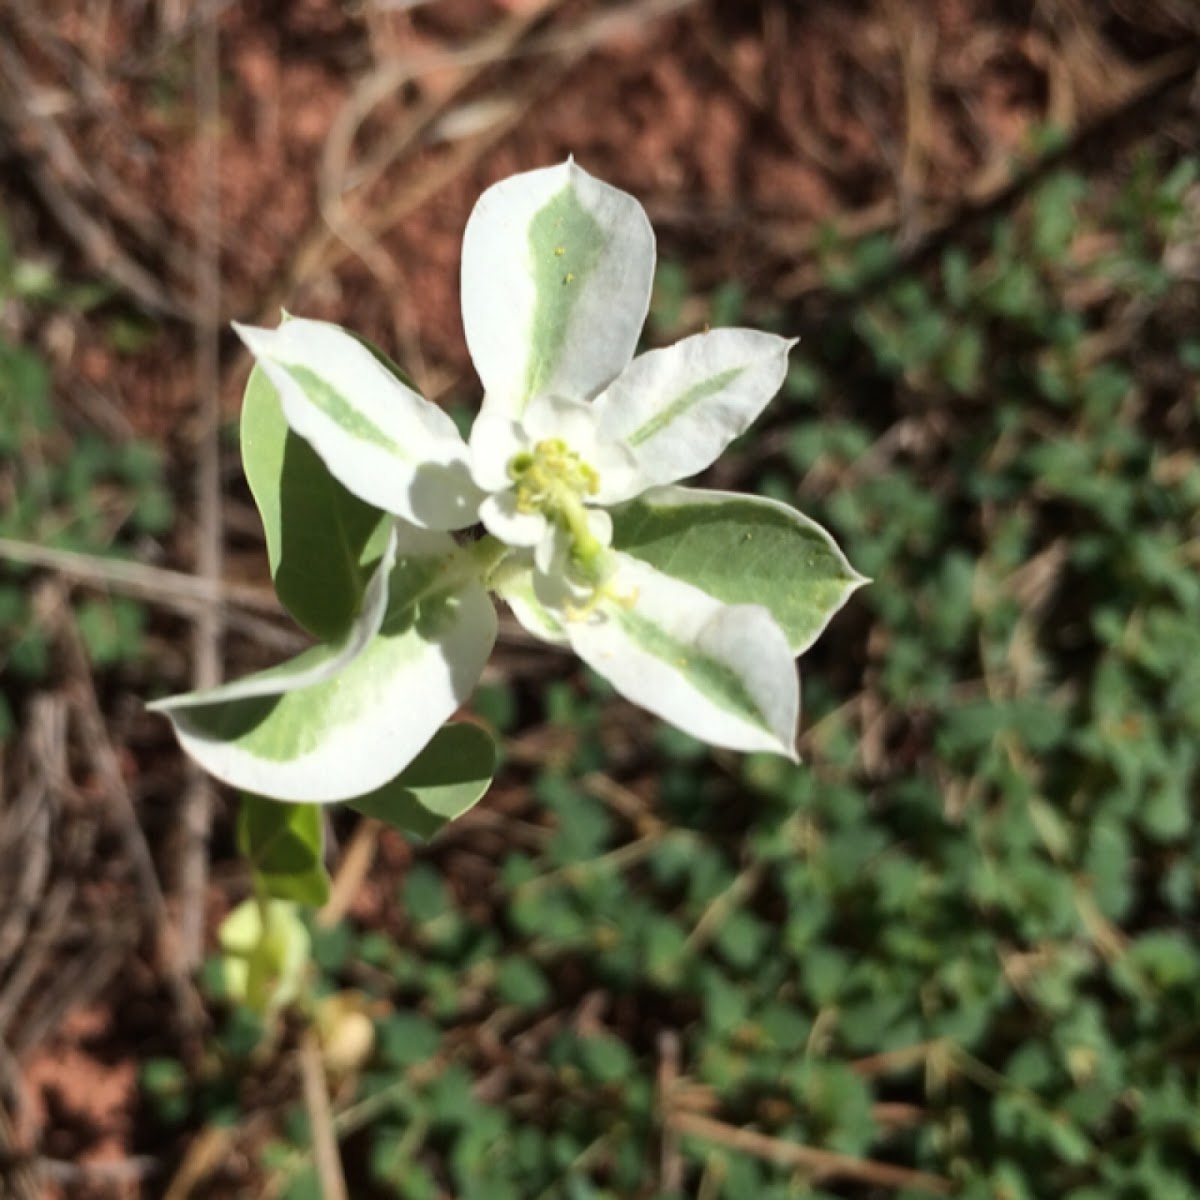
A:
[152,160,864,844]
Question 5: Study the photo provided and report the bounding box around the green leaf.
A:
[611,485,866,654]
[402,863,451,924]
[1083,820,1132,921]
[792,1061,876,1153]
[1127,930,1199,989]
[576,1033,635,1084]
[941,326,984,396]
[349,722,497,839]
[495,957,551,1008]
[76,596,146,668]
[240,362,388,641]
[377,1011,442,1068]
[1031,172,1086,262]
[237,794,330,907]
[714,909,769,971]
[1139,774,1189,843]
[140,1057,189,1125]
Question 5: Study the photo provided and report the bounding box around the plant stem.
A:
[299,1026,348,1200]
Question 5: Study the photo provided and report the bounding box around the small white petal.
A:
[534,522,569,579]
[493,556,569,645]
[586,507,613,546]
[523,393,601,450]
[533,509,613,579]
[469,412,530,492]
[589,438,642,505]
[480,491,547,547]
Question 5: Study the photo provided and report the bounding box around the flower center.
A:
[507,438,598,506]
[507,438,606,576]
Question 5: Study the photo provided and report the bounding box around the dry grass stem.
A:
[299,1026,349,1200]
[176,3,226,974]
[668,1110,956,1194]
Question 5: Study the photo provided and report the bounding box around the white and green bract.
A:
[153,159,865,808]
[150,524,496,803]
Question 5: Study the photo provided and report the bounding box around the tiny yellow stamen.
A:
[504,435,618,605]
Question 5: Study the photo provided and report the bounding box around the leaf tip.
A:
[232,319,275,361]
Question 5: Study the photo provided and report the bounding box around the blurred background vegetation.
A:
[1,1,1198,1197]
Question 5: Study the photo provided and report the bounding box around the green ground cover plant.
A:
[0,214,173,737]
[139,146,1200,1198]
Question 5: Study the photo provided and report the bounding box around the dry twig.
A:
[776,40,1200,299]
[0,696,62,971]
[299,1027,349,1200]
[0,38,189,317]
[52,586,205,1031]
[0,535,278,617]
[178,5,225,972]
[0,1099,40,1200]
[657,1030,684,1194]
[275,0,700,338]
[668,1110,955,1195]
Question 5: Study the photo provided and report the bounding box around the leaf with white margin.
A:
[611,486,867,655]
[241,359,389,641]
[150,524,397,710]
[150,526,497,803]
[594,329,795,496]
[462,158,655,420]
[349,722,497,840]
[540,554,799,759]
[235,318,481,530]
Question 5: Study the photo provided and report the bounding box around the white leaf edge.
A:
[594,329,796,498]
[462,158,655,420]
[545,553,800,759]
[149,524,399,712]
[154,531,498,803]
[235,317,481,530]
[615,485,869,656]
